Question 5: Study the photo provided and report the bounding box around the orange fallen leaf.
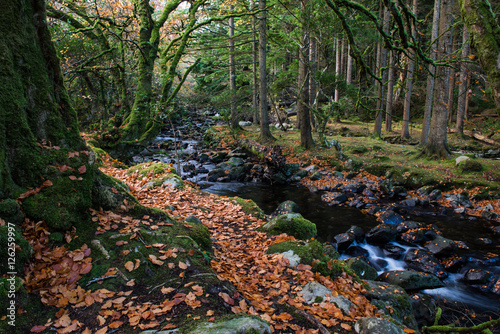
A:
[95,326,107,334]
[124,261,134,272]
[30,326,46,333]
[341,323,352,331]
[403,329,416,333]
[108,321,123,329]
[178,261,188,269]
[149,255,164,266]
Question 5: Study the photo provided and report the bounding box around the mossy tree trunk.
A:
[460,0,500,109]
[0,0,97,230]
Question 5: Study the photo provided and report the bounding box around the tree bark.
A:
[229,6,239,129]
[334,38,341,103]
[422,0,452,157]
[401,0,418,139]
[252,2,259,124]
[258,0,274,141]
[447,31,458,123]
[421,0,442,145]
[373,3,390,137]
[298,0,314,149]
[456,27,470,134]
[385,50,395,132]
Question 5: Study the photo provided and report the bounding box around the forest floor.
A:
[5,117,500,333]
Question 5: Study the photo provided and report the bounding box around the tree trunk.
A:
[456,27,470,133]
[258,0,273,141]
[421,0,442,145]
[422,0,452,157]
[0,0,98,230]
[346,44,353,85]
[309,37,317,128]
[373,3,390,137]
[229,7,239,129]
[460,0,500,110]
[298,0,314,149]
[252,2,259,124]
[447,30,458,123]
[334,38,341,103]
[401,0,417,139]
[385,50,395,132]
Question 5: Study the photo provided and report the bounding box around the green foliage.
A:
[458,159,484,173]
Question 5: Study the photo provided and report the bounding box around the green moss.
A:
[259,213,317,240]
[126,162,176,179]
[231,197,266,219]
[458,159,484,173]
[188,223,212,252]
[148,173,183,189]
[0,199,23,225]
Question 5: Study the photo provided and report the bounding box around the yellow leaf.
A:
[468,54,475,59]
[124,261,134,272]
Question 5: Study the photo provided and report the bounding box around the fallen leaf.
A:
[78,165,87,174]
[108,321,123,329]
[95,326,108,334]
[149,255,164,266]
[341,323,352,331]
[124,261,134,272]
[30,326,46,333]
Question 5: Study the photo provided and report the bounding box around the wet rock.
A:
[428,189,442,201]
[355,317,406,334]
[334,233,357,251]
[366,223,397,245]
[333,171,344,178]
[198,153,209,163]
[416,185,434,197]
[259,213,316,240]
[182,163,196,173]
[377,210,404,225]
[362,188,375,197]
[238,121,253,127]
[342,181,367,193]
[446,193,473,208]
[210,152,227,163]
[228,157,244,166]
[396,221,424,234]
[376,270,444,290]
[344,246,369,258]
[410,293,437,327]
[382,245,406,260]
[348,198,366,209]
[304,165,318,172]
[186,316,271,334]
[440,254,467,272]
[271,200,300,218]
[363,281,418,330]
[400,198,418,207]
[321,192,348,206]
[463,268,494,285]
[283,163,300,177]
[301,282,353,315]
[345,172,358,179]
[309,171,322,181]
[347,225,365,241]
[380,179,393,196]
[468,253,500,266]
[404,249,447,279]
[399,227,436,245]
[482,211,499,220]
[345,258,378,280]
[424,237,456,256]
[228,166,247,181]
[393,186,407,197]
[271,172,287,184]
[294,169,308,178]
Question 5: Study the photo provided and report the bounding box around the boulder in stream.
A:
[423,236,456,256]
[404,249,448,279]
[376,270,444,290]
[366,223,398,245]
[270,200,300,218]
[259,213,316,240]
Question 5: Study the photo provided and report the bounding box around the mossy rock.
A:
[147,173,183,189]
[188,223,212,252]
[126,162,176,179]
[185,314,271,334]
[0,199,23,225]
[92,171,138,211]
[351,146,369,154]
[270,200,299,218]
[231,197,265,220]
[0,225,32,274]
[458,159,484,173]
[259,213,316,240]
[266,240,337,265]
[345,258,378,280]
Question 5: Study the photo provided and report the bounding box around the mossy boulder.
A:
[186,315,271,334]
[270,200,299,218]
[376,270,445,291]
[231,197,265,220]
[345,258,378,280]
[267,240,338,265]
[458,159,484,173]
[259,213,316,240]
[0,199,23,225]
[147,173,183,189]
[0,225,32,274]
[92,171,137,211]
[126,162,176,179]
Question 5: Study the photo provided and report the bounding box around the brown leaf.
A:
[218,292,234,305]
[124,261,134,272]
[30,326,46,333]
[97,315,106,326]
[95,326,108,334]
[108,321,123,329]
[178,261,188,270]
[149,255,164,266]
[78,165,87,174]
[43,180,53,187]
[341,323,352,331]
[68,175,77,181]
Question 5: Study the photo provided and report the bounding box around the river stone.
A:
[366,223,397,245]
[186,316,271,334]
[393,186,407,197]
[424,237,456,256]
[309,171,322,181]
[345,258,378,280]
[342,181,367,193]
[378,210,405,225]
[147,174,183,189]
[321,192,348,206]
[283,163,300,176]
[363,281,418,330]
[334,232,356,251]
[259,213,316,240]
[482,211,499,220]
[396,220,424,234]
[211,152,227,163]
[455,155,470,166]
[382,245,406,260]
[281,250,301,267]
[354,317,406,334]
[446,193,473,208]
[228,157,244,166]
[404,249,447,279]
[410,293,437,327]
[428,189,442,201]
[376,270,444,290]
[228,166,247,181]
[301,282,353,315]
[270,200,300,218]
[463,268,494,285]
